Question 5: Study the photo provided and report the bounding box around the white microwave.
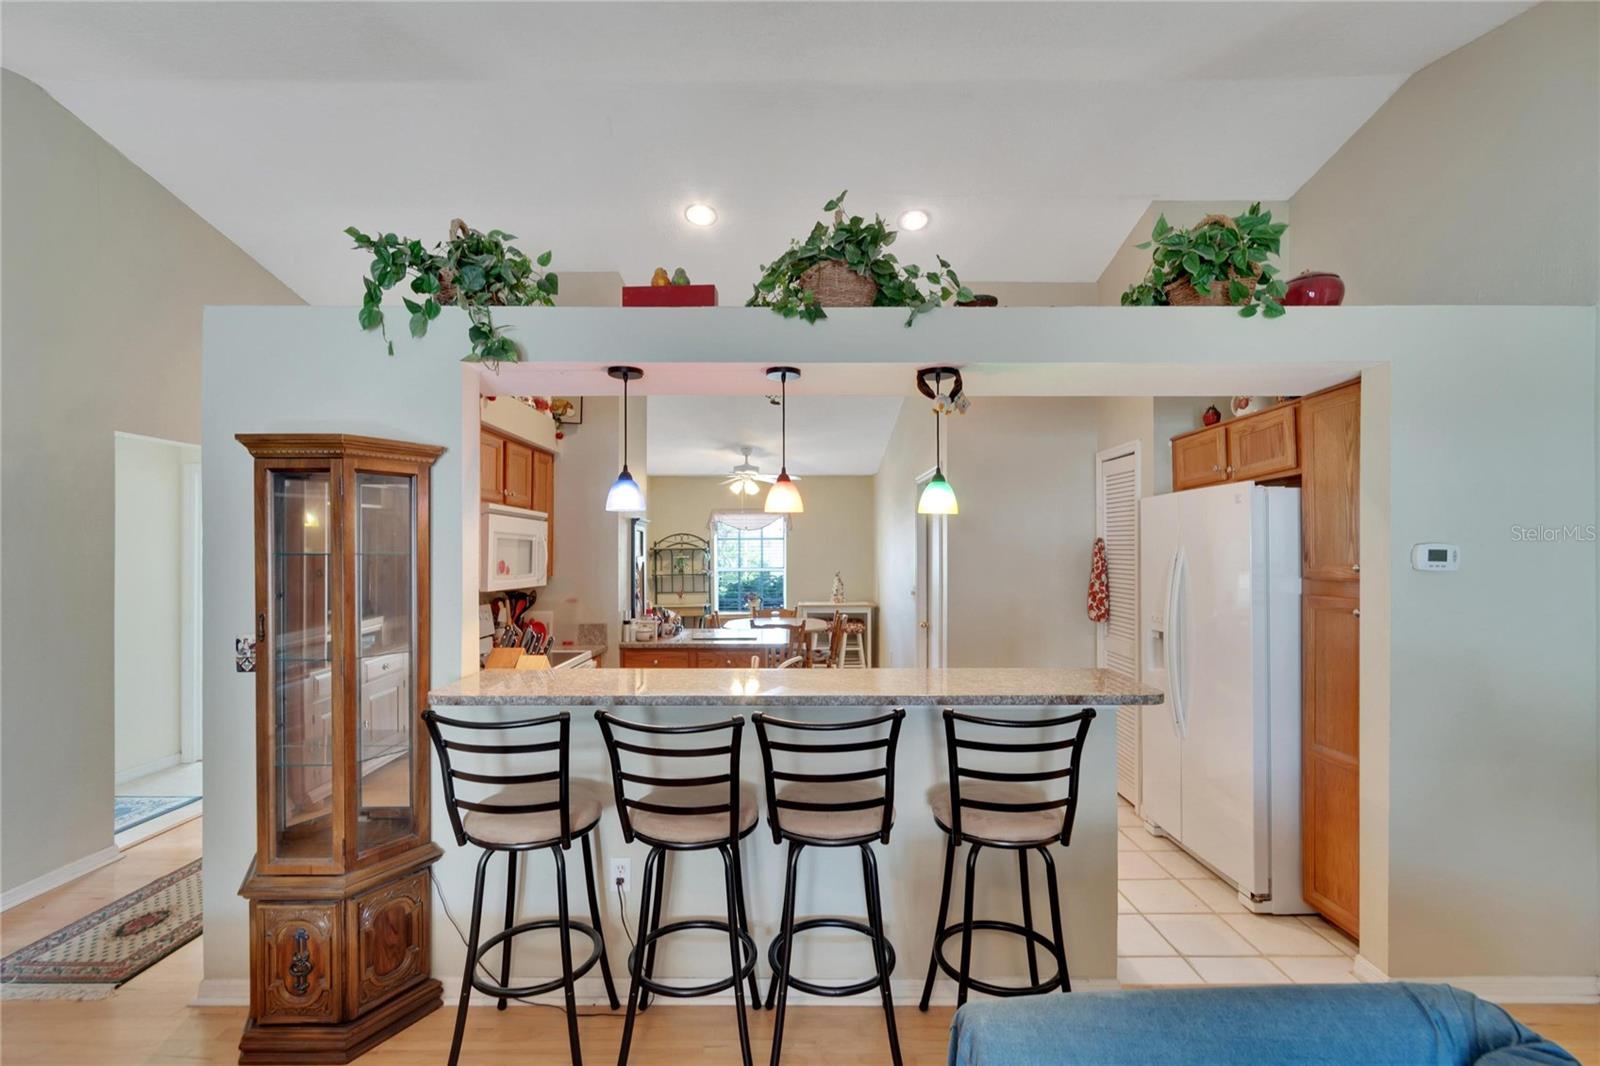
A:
[482,504,548,591]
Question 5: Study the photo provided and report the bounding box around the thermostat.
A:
[1410,543,1459,571]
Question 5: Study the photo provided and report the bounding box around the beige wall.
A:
[1,72,301,895]
[113,435,201,779]
[875,397,1102,668]
[646,476,876,612]
[964,281,1100,307]
[1289,2,1599,306]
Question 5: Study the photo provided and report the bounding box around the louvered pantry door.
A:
[1096,445,1142,806]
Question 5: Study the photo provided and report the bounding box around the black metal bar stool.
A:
[422,709,620,1066]
[917,707,1096,1009]
[595,710,763,1066]
[753,709,906,1066]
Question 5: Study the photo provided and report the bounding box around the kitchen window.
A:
[711,513,786,611]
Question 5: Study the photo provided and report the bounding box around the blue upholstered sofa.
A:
[947,983,1578,1065]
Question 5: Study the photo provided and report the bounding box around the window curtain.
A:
[709,510,787,533]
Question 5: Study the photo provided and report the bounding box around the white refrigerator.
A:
[1139,482,1308,914]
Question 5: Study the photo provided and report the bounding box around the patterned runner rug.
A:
[114,794,200,834]
[0,859,202,1000]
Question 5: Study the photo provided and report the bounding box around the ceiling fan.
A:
[719,446,801,496]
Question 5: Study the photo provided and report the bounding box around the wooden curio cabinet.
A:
[236,434,444,1064]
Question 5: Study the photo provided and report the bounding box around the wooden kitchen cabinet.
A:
[1227,403,1298,481]
[1171,425,1228,491]
[479,431,504,504]
[620,648,694,668]
[1302,581,1361,939]
[502,439,534,509]
[1300,381,1361,581]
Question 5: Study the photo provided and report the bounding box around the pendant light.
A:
[605,366,646,512]
[917,366,959,515]
[763,366,804,513]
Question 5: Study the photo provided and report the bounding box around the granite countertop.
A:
[617,629,791,651]
[431,667,1164,707]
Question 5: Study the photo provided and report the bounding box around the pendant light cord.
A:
[780,371,787,471]
[621,373,629,471]
[934,369,943,472]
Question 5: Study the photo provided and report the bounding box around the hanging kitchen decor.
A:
[604,366,646,512]
[763,367,804,514]
[917,366,962,515]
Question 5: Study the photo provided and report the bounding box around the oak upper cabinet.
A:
[531,448,555,575]
[502,439,534,509]
[1171,425,1228,491]
[1300,381,1361,581]
[479,431,504,504]
[1227,404,1298,482]
[1302,582,1361,938]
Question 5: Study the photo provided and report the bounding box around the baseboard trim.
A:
[0,845,123,911]
[1348,958,1598,1004]
[115,752,181,785]
[191,974,1119,1010]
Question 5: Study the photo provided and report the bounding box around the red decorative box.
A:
[622,284,718,307]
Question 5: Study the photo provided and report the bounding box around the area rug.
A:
[0,859,201,1000]
[114,794,200,834]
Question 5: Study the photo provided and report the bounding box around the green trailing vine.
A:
[345,219,558,363]
[1121,203,1288,318]
[747,191,973,326]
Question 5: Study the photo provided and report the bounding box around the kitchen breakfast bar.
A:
[425,665,1162,1056]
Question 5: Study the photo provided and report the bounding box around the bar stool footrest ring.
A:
[471,917,606,999]
[933,919,1064,997]
[628,918,758,999]
[768,917,897,998]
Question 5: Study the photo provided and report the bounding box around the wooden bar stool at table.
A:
[595,710,764,1066]
[918,707,1096,1010]
[421,709,621,1066]
[753,709,906,1066]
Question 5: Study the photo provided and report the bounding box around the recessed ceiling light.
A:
[899,209,930,231]
[684,203,718,226]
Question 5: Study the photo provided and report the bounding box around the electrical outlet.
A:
[610,857,631,894]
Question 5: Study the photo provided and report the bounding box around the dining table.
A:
[719,615,829,633]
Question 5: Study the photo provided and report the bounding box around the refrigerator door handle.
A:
[1164,547,1185,738]
[1172,549,1189,738]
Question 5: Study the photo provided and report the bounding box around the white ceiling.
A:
[2,2,1528,303]
[646,394,904,477]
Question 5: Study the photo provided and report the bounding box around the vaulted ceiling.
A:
[2,1,1529,305]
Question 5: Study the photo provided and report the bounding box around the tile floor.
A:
[1116,798,1360,986]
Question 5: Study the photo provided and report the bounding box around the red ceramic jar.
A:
[1283,271,1345,306]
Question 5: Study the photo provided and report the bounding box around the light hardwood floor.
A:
[2,819,1594,1066]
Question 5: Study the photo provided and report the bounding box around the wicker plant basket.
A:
[798,259,878,307]
[1163,213,1257,307]
[1165,275,1257,306]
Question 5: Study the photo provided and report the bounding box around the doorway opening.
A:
[113,432,203,847]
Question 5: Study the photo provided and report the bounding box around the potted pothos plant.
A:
[747,191,973,326]
[345,219,557,362]
[1120,203,1288,318]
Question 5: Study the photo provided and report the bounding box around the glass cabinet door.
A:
[354,472,417,854]
[271,471,336,865]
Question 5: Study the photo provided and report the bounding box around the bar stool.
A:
[917,707,1096,1010]
[595,710,763,1066]
[838,618,868,668]
[753,709,905,1066]
[422,709,621,1066]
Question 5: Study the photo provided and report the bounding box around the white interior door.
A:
[1097,444,1141,804]
[1175,484,1261,888]
[1138,491,1183,837]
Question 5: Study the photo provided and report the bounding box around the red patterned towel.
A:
[1087,537,1110,623]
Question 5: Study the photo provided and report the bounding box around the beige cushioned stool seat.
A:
[630,782,759,845]
[774,780,891,841]
[929,781,1064,844]
[464,778,606,846]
